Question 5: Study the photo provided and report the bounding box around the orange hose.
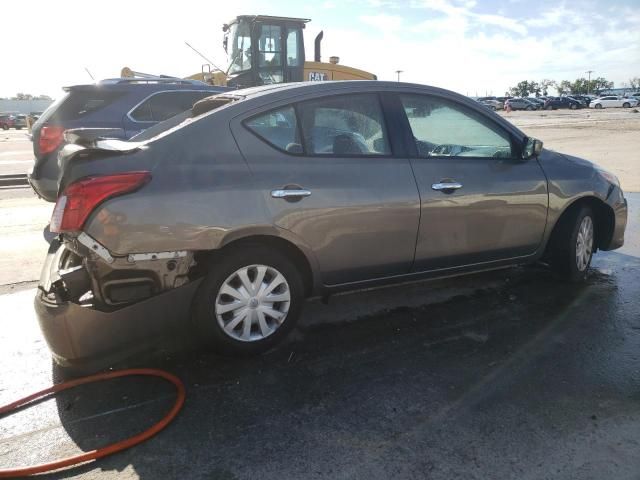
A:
[0,368,185,478]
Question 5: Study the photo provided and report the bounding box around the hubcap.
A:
[215,264,291,342]
[575,216,594,272]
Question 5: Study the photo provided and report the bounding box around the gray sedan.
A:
[36,81,627,369]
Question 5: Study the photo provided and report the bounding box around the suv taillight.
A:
[50,172,151,233]
[39,125,66,155]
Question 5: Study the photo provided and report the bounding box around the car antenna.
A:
[184,41,225,74]
[84,67,95,81]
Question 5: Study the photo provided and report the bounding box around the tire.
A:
[570,103,577,110]
[192,244,304,355]
[595,103,603,109]
[1,124,8,130]
[549,206,595,282]
[526,106,533,111]
[545,105,552,110]
[622,102,630,108]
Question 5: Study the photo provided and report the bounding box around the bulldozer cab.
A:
[223,15,309,88]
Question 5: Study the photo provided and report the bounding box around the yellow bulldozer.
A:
[122,15,375,88]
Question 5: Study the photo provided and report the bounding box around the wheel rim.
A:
[215,264,291,342]
[575,216,594,272]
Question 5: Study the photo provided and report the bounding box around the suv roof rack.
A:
[99,77,206,86]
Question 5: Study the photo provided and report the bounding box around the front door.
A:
[231,92,421,285]
[395,93,548,271]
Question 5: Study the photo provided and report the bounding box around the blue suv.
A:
[29,78,228,201]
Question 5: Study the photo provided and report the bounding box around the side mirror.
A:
[523,137,543,160]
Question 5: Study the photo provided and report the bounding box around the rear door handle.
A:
[431,182,463,191]
[271,189,312,199]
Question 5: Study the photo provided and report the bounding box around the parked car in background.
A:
[0,113,23,130]
[589,96,639,109]
[36,80,627,369]
[544,97,583,110]
[13,114,28,129]
[28,77,228,202]
[567,95,591,107]
[477,98,503,110]
[526,97,545,109]
[506,98,538,110]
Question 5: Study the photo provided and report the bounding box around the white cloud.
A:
[416,0,528,35]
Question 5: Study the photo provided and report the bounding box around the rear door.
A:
[394,92,548,271]
[231,92,421,286]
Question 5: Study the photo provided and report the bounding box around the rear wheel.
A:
[549,206,595,282]
[570,103,577,110]
[595,103,603,109]
[526,105,533,111]
[623,102,630,108]
[1,124,8,130]
[192,245,304,355]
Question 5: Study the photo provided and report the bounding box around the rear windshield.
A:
[49,90,125,122]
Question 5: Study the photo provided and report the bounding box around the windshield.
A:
[227,20,252,75]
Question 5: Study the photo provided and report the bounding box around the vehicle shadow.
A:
[43,252,640,479]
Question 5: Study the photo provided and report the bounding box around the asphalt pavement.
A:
[0,129,33,176]
[0,194,638,479]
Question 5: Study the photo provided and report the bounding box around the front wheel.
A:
[526,106,533,111]
[549,206,595,282]
[595,103,603,109]
[570,103,577,110]
[622,102,630,108]
[1,124,8,130]
[192,245,304,355]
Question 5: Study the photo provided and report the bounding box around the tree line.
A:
[507,76,639,97]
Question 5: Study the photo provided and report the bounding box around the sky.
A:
[2,0,639,99]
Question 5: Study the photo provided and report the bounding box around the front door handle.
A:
[271,189,312,199]
[431,181,463,191]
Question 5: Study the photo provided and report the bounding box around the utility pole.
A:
[585,70,594,95]
[395,70,403,82]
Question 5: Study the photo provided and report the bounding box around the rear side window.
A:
[297,94,390,155]
[51,90,124,121]
[245,106,301,152]
[130,91,215,122]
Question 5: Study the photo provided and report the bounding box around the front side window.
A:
[245,106,300,152]
[399,94,513,158]
[228,21,252,74]
[297,94,391,155]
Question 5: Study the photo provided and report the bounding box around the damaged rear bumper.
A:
[35,239,202,369]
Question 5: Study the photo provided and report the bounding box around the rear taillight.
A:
[50,172,151,233]
[39,125,66,155]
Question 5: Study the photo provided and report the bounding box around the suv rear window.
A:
[129,91,215,122]
[51,90,125,121]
